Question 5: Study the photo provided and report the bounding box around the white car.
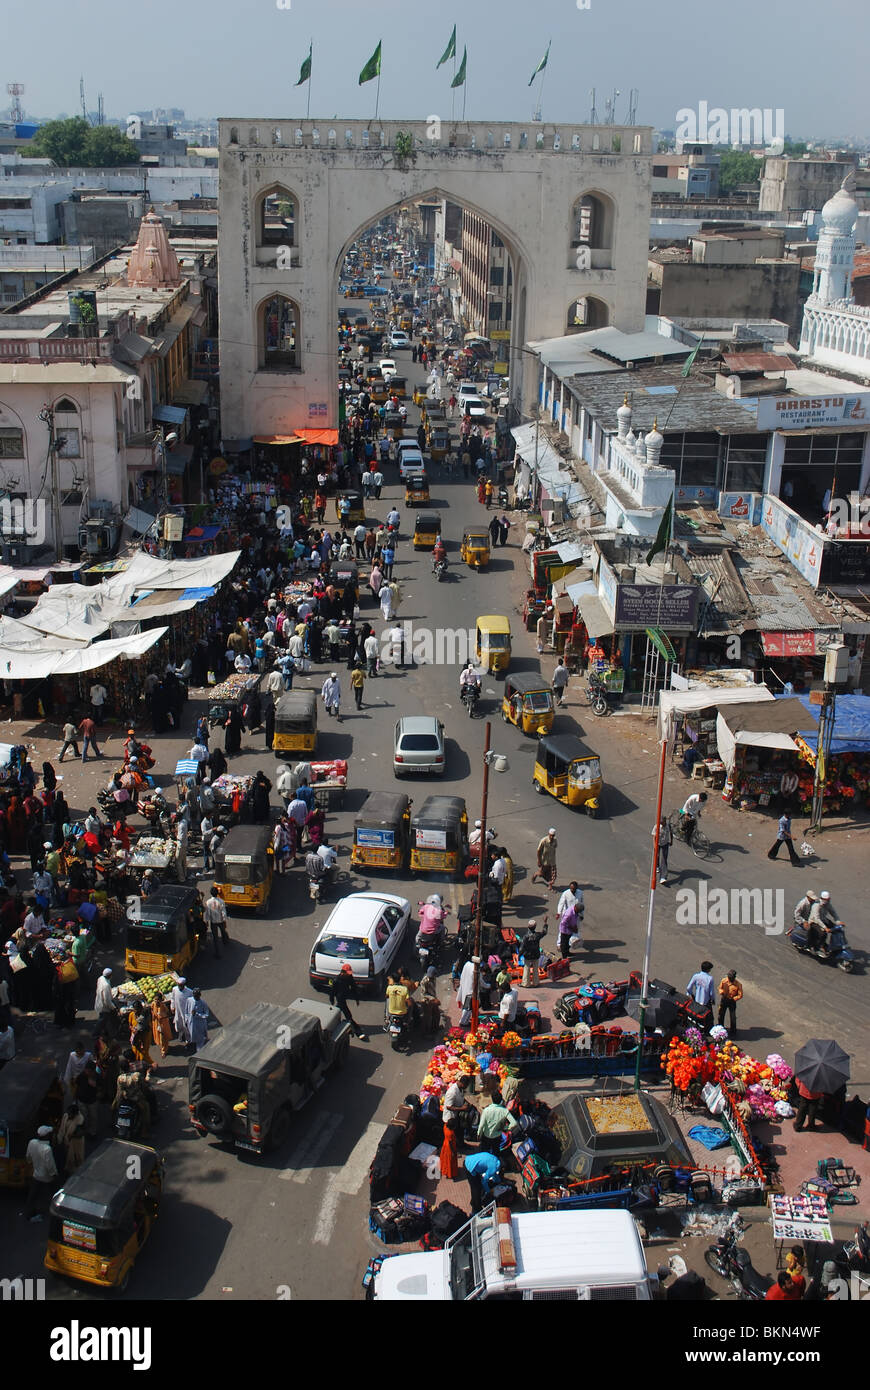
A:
[461,395,487,419]
[379,358,397,379]
[398,448,426,479]
[309,892,411,995]
[390,330,411,349]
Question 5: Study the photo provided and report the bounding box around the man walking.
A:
[519,918,544,988]
[328,962,368,1040]
[793,1077,823,1133]
[364,630,379,677]
[353,522,367,558]
[768,810,801,865]
[552,659,570,707]
[321,672,342,722]
[531,828,558,889]
[717,969,743,1036]
[89,680,108,725]
[22,1125,58,1222]
[95,967,118,1036]
[78,715,101,762]
[389,622,405,669]
[204,885,229,959]
[58,720,80,762]
[351,664,366,710]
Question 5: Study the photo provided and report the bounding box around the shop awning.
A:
[152,404,188,426]
[780,692,870,756]
[657,683,774,746]
[172,379,209,406]
[294,428,340,446]
[124,507,159,537]
[573,593,615,643]
[253,434,304,445]
[646,628,677,661]
[715,698,813,775]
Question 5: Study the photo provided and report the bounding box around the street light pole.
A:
[471,719,492,1032]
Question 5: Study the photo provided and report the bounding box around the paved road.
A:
[5,285,868,1302]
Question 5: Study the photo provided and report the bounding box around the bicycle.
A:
[668,810,711,858]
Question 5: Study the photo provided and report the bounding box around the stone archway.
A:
[218,117,651,439]
[566,294,610,333]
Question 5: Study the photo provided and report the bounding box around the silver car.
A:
[394,716,446,777]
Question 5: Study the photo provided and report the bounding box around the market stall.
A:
[716,698,814,809]
[786,693,870,815]
[211,773,255,823]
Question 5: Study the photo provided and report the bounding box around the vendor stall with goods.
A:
[716,698,812,810]
[786,693,870,817]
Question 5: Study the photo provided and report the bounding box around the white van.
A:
[373,1205,651,1301]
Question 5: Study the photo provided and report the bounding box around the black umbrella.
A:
[625,992,680,1031]
[794,1039,851,1094]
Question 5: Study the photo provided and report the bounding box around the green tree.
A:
[782,140,808,157]
[31,117,139,167]
[718,151,762,193]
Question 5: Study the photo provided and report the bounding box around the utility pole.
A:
[809,640,849,833]
[38,404,65,562]
[80,76,87,123]
[470,721,492,1031]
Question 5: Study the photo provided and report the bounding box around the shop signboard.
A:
[597,557,618,617]
[760,632,817,658]
[614,583,699,631]
[756,393,870,432]
[760,494,823,588]
[819,540,870,587]
[490,330,511,341]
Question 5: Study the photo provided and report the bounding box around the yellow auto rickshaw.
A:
[369,378,389,405]
[213,824,274,915]
[45,1140,163,1291]
[273,690,318,756]
[413,511,442,549]
[351,791,412,871]
[385,410,404,440]
[413,386,427,408]
[461,529,491,570]
[0,1061,64,1188]
[410,795,468,879]
[405,473,430,506]
[335,489,366,525]
[475,614,511,675]
[124,883,203,977]
[532,733,603,816]
[501,671,555,736]
[429,426,451,462]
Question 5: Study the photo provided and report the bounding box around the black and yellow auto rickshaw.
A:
[351,791,412,872]
[413,511,442,549]
[329,560,360,600]
[124,883,203,977]
[388,375,407,400]
[0,1060,64,1188]
[410,795,468,879]
[213,824,275,915]
[335,489,365,525]
[368,377,389,406]
[404,472,430,506]
[45,1139,163,1291]
[501,671,555,736]
[461,528,491,570]
[429,425,451,462]
[532,733,603,816]
[385,410,404,440]
[272,690,318,757]
[475,614,512,675]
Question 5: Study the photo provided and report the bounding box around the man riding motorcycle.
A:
[806,890,841,954]
[459,661,481,699]
[416,894,448,951]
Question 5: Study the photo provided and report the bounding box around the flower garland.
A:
[419,1023,507,1103]
[663,1035,794,1119]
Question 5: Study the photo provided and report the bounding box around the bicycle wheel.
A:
[691,828,711,858]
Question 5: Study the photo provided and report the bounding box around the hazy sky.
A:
[9,0,867,138]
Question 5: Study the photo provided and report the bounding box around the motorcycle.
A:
[433,557,448,582]
[460,681,481,717]
[788,919,854,972]
[415,899,452,971]
[497,484,509,508]
[384,1005,412,1052]
[114,1087,157,1142]
[703,1215,770,1300]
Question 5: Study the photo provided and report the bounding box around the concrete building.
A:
[651,144,721,200]
[0,243,95,306]
[647,240,802,337]
[0,214,213,555]
[58,192,147,256]
[759,157,856,215]
[216,117,653,440]
[799,174,870,381]
[458,210,513,341]
[0,165,217,245]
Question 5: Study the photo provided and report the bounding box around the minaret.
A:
[810,172,859,306]
[617,393,632,440]
[645,417,664,467]
[126,210,182,290]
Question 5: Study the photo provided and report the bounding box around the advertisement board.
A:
[819,541,870,588]
[760,494,823,588]
[414,828,447,850]
[356,828,395,849]
[756,394,870,431]
[718,492,763,525]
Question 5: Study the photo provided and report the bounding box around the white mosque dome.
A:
[821,178,859,236]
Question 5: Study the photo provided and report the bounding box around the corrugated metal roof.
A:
[722,352,795,373]
[566,365,759,435]
[684,550,753,635]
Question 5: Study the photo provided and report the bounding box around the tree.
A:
[782,140,808,157]
[31,117,139,167]
[718,151,762,193]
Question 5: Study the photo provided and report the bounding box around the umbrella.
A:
[794,1039,851,1094]
[625,992,680,1031]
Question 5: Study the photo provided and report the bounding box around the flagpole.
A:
[306,38,312,120]
[451,41,456,124]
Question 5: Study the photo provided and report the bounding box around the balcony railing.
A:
[0,336,114,362]
[221,119,651,157]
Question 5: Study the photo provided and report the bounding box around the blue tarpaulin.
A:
[777,693,870,755]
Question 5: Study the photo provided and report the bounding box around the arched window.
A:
[257,187,299,248]
[53,397,81,458]
[259,295,300,371]
[570,192,615,270]
[566,295,609,333]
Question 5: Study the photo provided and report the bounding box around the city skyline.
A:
[5,0,867,143]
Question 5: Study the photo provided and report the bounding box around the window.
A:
[257,188,298,248]
[0,428,24,458]
[56,429,81,458]
[374,917,392,949]
[260,295,299,371]
[488,301,503,320]
[382,905,403,929]
[489,266,504,287]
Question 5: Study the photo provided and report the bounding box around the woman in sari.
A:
[6,796,27,854]
[150,990,173,1058]
[305,805,325,849]
[129,1001,154,1069]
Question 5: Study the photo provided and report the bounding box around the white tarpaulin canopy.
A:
[658,684,774,745]
[715,697,813,774]
[0,626,167,680]
[102,549,241,604]
[716,719,799,775]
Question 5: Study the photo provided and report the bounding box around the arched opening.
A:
[255,185,300,266]
[570,192,615,269]
[259,294,300,371]
[566,295,609,333]
[52,397,82,460]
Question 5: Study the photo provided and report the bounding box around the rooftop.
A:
[565,365,760,435]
